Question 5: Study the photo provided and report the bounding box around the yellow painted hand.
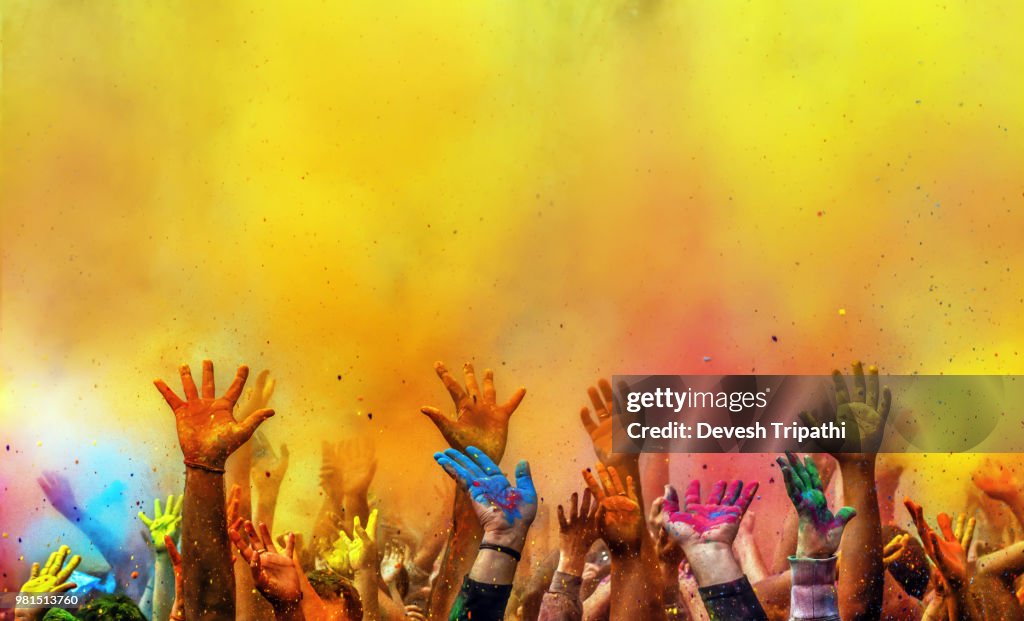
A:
[326,509,379,573]
[139,494,184,552]
[21,545,81,593]
[883,533,909,567]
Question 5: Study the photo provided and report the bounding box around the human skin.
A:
[229,521,305,621]
[421,361,525,619]
[154,361,276,621]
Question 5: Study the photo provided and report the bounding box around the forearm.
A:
[355,569,381,621]
[837,458,883,621]
[152,552,176,621]
[344,491,371,533]
[921,594,946,621]
[609,547,666,621]
[771,511,799,574]
[539,571,584,621]
[977,541,1024,583]
[736,537,770,584]
[255,493,280,534]
[429,489,482,619]
[226,450,254,521]
[235,552,276,621]
[183,467,235,621]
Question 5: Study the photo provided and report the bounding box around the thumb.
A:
[237,408,275,443]
[515,460,536,497]
[835,506,857,527]
[421,406,450,432]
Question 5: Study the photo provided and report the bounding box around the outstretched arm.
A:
[14,546,81,621]
[656,477,764,621]
[154,360,276,621]
[421,362,526,619]
[139,494,184,621]
[539,489,600,621]
[434,446,538,621]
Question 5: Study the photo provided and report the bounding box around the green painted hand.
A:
[777,452,856,559]
[139,494,184,552]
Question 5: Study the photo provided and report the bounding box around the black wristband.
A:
[479,542,521,561]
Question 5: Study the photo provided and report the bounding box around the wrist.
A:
[681,541,743,587]
[557,552,586,577]
[482,527,529,551]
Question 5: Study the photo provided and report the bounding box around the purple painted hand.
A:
[659,479,758,549]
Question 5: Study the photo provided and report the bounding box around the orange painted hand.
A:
[905,498,976,589]
[972,460,1022,505]
[583,463,643,554]
[421,361,525,462]
[154,361,275,470]
[579,378,637,471]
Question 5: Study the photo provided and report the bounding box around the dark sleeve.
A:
[698,576,769,621]
[449,575,514,621]
[538,571,583,621]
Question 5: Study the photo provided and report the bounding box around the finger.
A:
[501,386,526,415]
[598,379,615,411]
[463,363,480,400]
[366,509,379,541]
[683,480,701,509]
[465,446,502,477]
[53,581,78,593]
[172,493,184,516]
[804,456,824,490]
[155,497,164,519]
[581,487,595,518]
[588,386,609,417]
[482,368,497,403]
[236,408,275,443]
[420,406,451,433]
[866,365,880,410]
[279,444,290,467]
[582,468,605,499]
[557,504,569,531]
[258,522,279,554]
[799,410,820,428]
[228,527,253,562]
[165,537,182,566]
[962,517,977,548]
[832,370,850,405]
[580,407,598,435]
[569,492,579,521]
[202,359,215,399]
[851,361,866,403]
[245,521,264,551]
[937,513,956,542]
[434,454,475,489]
[596,463,614,493]
[515,460,536,498]
[626,475,637,502]
[55,554,81,583]
[139,512,153,527]
[788,452,812,490]
[954,513,966,541]
[283,532,295,559]
[879,386,892,426]
[154,379,186,411]
[663,484,681,514]
[835,506,857,527]
[48,546,70,576]
[778,460,798,500]
[30,562,40,578]
[735,481,759,515]
[607,466,626,495]
[444,448,487,478]
[179,364,200,401]
[222,365,251,405]
[434,361,467,404]
[722,480,743,505]
[707,480,727,505]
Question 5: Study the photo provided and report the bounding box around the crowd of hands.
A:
[11,360,1024,621]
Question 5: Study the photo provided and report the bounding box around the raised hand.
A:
[777,451,856,558]
[165,536,185,621]
[380,542,410,584]
[229,520,302,608]
[37,472,81,521]
[252,434,290,496]
[236,369,276,422]
[336,437,377,496]
[904,498,976,589]
[657,478,758,549]
[579,378,636,470]
[582,463,643,554]
[319,441,346,506]
[421,362,526,462]
[434,446,537,549]
[139,494,184,552]
[326,509,379,573]
[21,545,81,593]
[801,361,891,457]
[883,533,910,567]
[154,361,275,470]
[556,488,600,575]
[973,460,1022,504]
